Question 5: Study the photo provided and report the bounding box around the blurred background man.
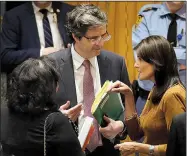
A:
[1,1,74,74]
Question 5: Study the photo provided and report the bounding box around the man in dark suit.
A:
[49,4,130,156]
[1,1,74,74]
[166,112,186,156]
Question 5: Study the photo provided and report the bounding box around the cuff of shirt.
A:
[40,47,44,56]
[117,121,128,140]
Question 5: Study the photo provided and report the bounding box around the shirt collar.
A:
[71,44,97,70]
[32,2,53,14]
[159,2,186,19]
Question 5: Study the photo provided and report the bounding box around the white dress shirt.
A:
[32,2,64,55]
[71,44,101,131]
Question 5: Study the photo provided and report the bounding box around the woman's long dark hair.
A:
[134,36,182,104]
[7,56,59,114]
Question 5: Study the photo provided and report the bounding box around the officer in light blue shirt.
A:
[132,2,186,116]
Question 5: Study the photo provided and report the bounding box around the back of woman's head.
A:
[134,36,181,104]
[7,56,59,114]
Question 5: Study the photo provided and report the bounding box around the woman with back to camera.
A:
[112,36,186,156]
[1,56,84,156]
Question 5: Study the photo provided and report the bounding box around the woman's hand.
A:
[108,81,133,96]
[114,142,137,156]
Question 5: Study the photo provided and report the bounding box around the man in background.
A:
[1,1,74,74]
[132,2,186,116]
[49,4,130,156]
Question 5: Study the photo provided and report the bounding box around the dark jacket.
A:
[1,106,84,156]
[166,112,186,156]
[48,47,131,156]
[1,2,74,73]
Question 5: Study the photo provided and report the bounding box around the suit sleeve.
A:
[47,112,84,156]
[1,12,40,72]
[166,117,177,156]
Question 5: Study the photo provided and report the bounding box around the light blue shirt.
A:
[132,2,186,91]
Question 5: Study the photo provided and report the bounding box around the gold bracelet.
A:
[125,113,137,121]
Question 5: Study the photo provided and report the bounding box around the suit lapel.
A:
[24,2,40,47]
[57,50,111,107]
[59,48,77,107]
[97,51,111,86]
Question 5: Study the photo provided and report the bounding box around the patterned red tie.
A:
[83,60,102,152]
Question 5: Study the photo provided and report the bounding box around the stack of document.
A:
[78,116,94,151]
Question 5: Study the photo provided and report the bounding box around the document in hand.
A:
[78,116,94,151]
[91,80,124,126]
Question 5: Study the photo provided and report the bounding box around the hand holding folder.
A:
[91,80,124,127]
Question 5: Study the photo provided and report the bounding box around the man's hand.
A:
[42,47,59,56]
[99,116,124,139]
[59,101,82,122]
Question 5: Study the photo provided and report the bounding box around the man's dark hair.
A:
[7,56,59,114]
[134,35,183,104]
[65,4,107,41]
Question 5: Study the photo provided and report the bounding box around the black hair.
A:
[134,35,183,104]
[65,4,107,41]
[7,56,59,114]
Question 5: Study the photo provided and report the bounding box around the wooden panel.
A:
[65,1,161,83]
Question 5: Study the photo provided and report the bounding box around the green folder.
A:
[91,80,124,126]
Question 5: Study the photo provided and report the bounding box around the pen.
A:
[177,29,184,41]
[181,28,184,35]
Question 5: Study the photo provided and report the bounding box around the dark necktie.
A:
[167,13,178,47]
[83,60,102,152]
[40,9,54,47]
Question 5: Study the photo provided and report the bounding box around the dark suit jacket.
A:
[49,47,130,156]
[166,112,186,156]
[1,106,84,156]
[1,2,74,73]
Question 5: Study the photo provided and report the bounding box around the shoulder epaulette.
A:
[143,7,155,12]
[139,4,160,14]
